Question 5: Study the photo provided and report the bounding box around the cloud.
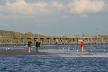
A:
[0,6,2,11]
[0,0,52,18]
[80,14,87,18]
[68,0,106,14]
[0,0,108,19]
[51,1,66,11]
[103,4,108,11]
[5,0,50,15]
[62,15,69,18]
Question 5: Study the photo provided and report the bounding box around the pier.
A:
[0,36,108,45]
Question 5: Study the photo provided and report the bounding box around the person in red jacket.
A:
[80,40,84,54]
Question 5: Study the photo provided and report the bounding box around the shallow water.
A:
[0,44,108,72]
[0,55,108,72]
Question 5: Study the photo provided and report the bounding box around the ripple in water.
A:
[0,55,108,72]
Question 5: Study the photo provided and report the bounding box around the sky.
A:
[0,0,108,36]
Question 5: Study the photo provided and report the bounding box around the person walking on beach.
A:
[36,40,41,52]
[79,40,84,54]
[28,39,32,52]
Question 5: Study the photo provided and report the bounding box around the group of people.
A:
[28,39,40,52]
[27,39,85,54]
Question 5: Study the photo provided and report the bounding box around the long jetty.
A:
[0,36,108,45]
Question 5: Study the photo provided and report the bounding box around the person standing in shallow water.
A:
[36,40,41,52]
[80,40,84,54]
[28,39,32,52]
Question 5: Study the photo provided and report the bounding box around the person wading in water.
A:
[36,40,41,52]
[28,39,32,52]
[79,40,84,54]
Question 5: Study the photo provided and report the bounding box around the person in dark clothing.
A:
[28,39,32,52]
[36,40,41,52]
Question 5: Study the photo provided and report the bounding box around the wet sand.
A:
[0,50,49,55]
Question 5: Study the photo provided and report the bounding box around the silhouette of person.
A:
[36,40,41,52]
[28,39,32,52]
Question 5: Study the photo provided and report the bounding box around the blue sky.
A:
[0,0,108,36]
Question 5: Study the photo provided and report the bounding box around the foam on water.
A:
[39,48,108,57]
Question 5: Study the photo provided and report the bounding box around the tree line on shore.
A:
[0,30,45,38]
[0,30,108,38]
